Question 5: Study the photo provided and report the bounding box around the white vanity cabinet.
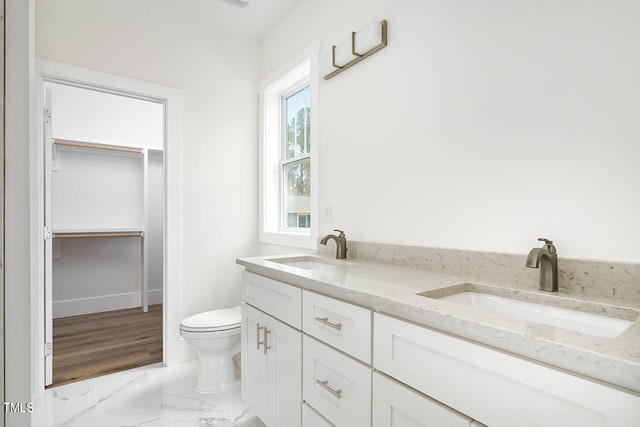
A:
[372,372,472,427]
[374,313,640,427]
[240,268,640,427]
[303,335,372,427]
[241,272,303,427]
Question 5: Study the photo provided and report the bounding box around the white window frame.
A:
[258,43,319,249]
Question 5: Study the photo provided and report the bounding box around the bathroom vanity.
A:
[237,247,640,427]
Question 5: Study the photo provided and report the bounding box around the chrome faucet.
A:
[526,238,558,292]
[321,229,348,259]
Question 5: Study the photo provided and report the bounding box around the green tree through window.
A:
[283,86,311,228]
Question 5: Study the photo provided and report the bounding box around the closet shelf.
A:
[53,139,143,154]
[52,228,144,239]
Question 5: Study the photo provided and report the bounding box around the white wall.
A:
[260,0,640,263]
[51,150,144,230]
[49,82,164,150]
[5,0,34,424]
[36,0,260,320]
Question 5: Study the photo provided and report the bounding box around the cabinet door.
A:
[241,303,269,423]
[267,314,302,427]
[372,372,471,427]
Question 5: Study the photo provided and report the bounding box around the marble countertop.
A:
[237,254,640,394]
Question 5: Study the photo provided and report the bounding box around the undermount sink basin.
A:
[418,284,637,339]
[267,256,347,270]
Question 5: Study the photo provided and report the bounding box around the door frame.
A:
[31,59,187,396]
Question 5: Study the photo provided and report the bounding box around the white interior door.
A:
[43,84,53,386]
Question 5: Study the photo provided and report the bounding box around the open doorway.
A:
[43,81,165,387]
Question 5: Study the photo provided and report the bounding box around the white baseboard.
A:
[148,289,163,305]
[53,289,163,318]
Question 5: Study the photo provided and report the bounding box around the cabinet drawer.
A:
[302,290,372,363]
[302,403,334,427]
[242,271,301,329]
[374,313,640,427]
[303,335,372,427]
[372,372,471,427]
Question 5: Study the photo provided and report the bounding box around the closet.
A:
[44,82,164,386]
[50,140,162,314]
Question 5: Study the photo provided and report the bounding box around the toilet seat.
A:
[180,306,241,333]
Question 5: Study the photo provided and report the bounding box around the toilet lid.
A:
[181,306,241,332]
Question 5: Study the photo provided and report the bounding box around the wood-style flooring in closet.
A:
[50,304,163,387]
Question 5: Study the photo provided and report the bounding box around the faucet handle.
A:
[333,229,345,237]
[537,237,557,254]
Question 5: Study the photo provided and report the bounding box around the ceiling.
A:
[186,0,299,40]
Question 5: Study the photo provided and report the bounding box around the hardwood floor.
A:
[50,304,163,387]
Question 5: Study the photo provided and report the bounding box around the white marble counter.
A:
[236,254,640,394]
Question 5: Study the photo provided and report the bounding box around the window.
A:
[298,214,310,228]
[259,44,319,249]
[282,85,311,231]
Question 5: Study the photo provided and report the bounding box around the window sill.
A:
[259,230,317,250]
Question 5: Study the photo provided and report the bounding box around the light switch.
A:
[323,205,332,224]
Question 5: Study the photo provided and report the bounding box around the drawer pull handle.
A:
[315,316,342,331]
[257,323,265,350]
[263,328,272,355]
[316,379,342,399]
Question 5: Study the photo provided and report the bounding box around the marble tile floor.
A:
[33,362,266,427]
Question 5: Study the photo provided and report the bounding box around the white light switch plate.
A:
[323,205,332,224]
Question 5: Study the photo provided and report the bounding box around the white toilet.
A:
[180,306,242,393]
